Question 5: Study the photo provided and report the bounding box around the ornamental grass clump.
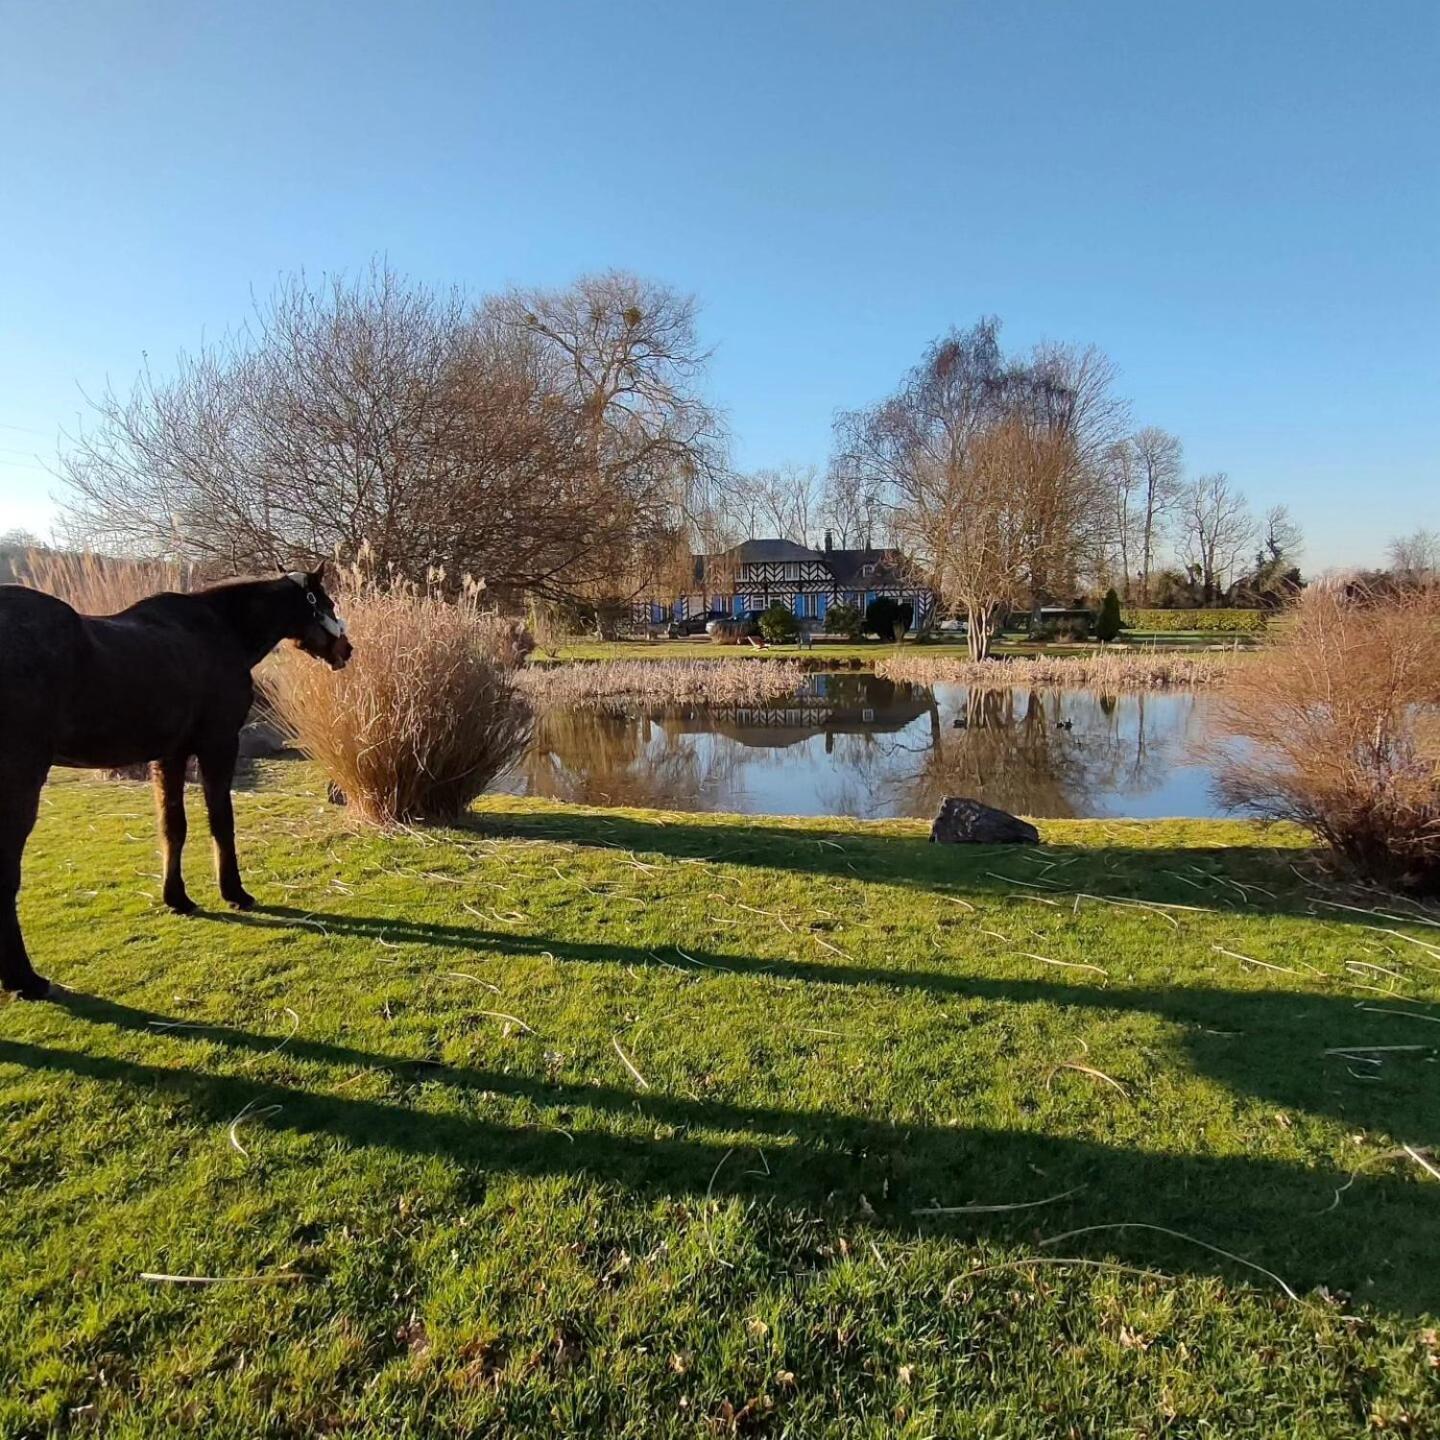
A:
[270,566,532,825]
[1212,584,1440,893]
[17,547,194,612]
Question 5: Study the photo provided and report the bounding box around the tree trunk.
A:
[966,603,993,661]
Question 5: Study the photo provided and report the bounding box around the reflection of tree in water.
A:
[505,680,1207,820]
[826,687,1185,819]
[514,706,742,810]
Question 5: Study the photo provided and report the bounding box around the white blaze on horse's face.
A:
[287,571,347,638]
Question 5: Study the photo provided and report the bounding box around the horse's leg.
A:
[198,741,253,911]
[151,755,196,915]
[0,760,51,999]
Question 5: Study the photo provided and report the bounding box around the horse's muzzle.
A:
[324,634,354,670]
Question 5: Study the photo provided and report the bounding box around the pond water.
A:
[496,673,1229,820]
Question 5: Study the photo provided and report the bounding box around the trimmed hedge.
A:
[1121,608,1269,634]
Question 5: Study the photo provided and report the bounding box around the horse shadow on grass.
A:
[197,903,1440,1143]
[460,805,1436,928]
[13,918,1439,1316]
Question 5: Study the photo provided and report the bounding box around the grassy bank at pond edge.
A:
[2,769,1437,1436]
[534,632,1259,667]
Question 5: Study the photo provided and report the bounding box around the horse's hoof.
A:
[7,974,53,1001]
[165,895,199,917]
[225,891,257,912]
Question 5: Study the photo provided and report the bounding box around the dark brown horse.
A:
[0,568,352,999]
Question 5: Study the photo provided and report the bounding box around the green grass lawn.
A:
[3,771,1438,1437]
[536,634,1256,665]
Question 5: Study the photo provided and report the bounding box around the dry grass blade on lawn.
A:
[1047,1061,1130,1097]
[612,1036,650,1089]
[1039,1222,1299,1300]
[915,1185,1085,1216]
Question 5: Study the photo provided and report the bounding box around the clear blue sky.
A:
[2,0,1435,568]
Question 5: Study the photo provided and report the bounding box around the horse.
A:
[0,567,352,999]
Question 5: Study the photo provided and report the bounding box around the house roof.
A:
[723,538,826,564]
[688,539,913,590]
[823,547,903,586]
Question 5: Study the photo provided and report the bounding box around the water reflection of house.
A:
[641,534,933,628]
[655,676,933,749]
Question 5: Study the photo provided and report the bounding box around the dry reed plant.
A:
[16,547,193,613]
[1212,585,1440,893]
[520,658,806,708]
[875,651,1241,691]
[268,566,533,824]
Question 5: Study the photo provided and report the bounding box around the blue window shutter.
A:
[817,593,828,618]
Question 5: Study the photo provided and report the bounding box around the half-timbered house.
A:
[639,534,934,630]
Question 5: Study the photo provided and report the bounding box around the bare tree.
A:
[1260,504,1303,564]
[821,460,885,549]
[57,265,723,609]
[1180,472,1254,603]
[1128,427,1184,603]
[1388,528,1440,587]
[1105,440,1140,596]
[833,319,1126,658]
[731,462,823,545]
[487,270,725,603]
[1016,341,1128,604]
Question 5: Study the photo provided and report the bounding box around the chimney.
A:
[824,529,833,553]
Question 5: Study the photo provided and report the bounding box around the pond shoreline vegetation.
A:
[876,650,1243,691]
[518,657,809,707]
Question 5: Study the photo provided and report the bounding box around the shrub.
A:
[1031,617,1091,643]
[864,596,901,638]
[1213,586,1440,893]
[269,573,533,825]
[1096,588,1124,643]
[824,602,861,639]
[1121,608,1267,634]
[526,595,578,659]
[758,602,800,644]
[707,621,744,646]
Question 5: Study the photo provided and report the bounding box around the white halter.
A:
[287,571,348,638]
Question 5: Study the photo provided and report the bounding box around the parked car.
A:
[667,610,728,637]
[705,610,766,638]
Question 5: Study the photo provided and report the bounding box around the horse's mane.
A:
[194,574,291,596]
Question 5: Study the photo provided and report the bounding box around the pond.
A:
[496,672,1228,820]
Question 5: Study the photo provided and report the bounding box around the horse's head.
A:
[283,564,353,670]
